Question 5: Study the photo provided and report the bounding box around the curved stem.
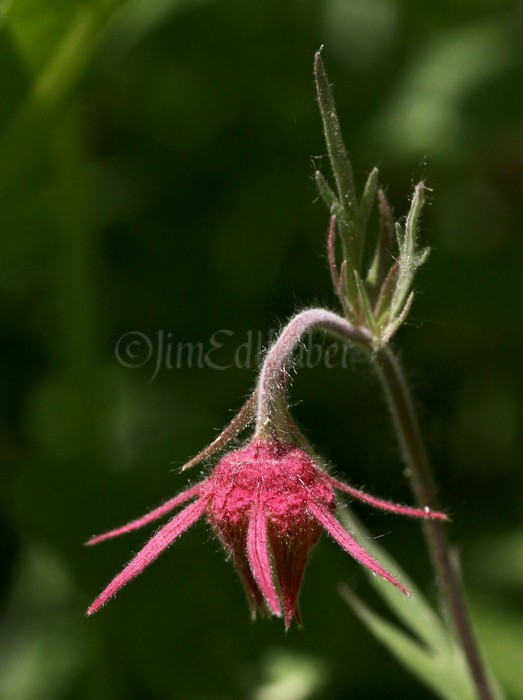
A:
[374,347,495,700]
[256,307,495,699]
[255,309,372,433]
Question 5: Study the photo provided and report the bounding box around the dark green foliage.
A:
[1,1,523,698]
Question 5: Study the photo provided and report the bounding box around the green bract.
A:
[314,49,430,348]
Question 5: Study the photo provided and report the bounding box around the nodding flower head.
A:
[86,430,446,627]
[203,438,335,627]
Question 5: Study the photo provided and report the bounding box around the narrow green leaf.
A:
[395,220,404,250]
[377,189,395,266]
[374,261,399,322]
[337,260,357,322]
[314,49,357,220]
[341,587,476,700]
[354,271,378,338]
[314,49,361,267]
[337,508,505,699]
[382,291,414,344]
[337,506,448,651]
[359,167,379,234]
[315,169,355,286]
[366,189,395,298]
[417,246,431,267]
[327,214,340,288]
[315,170,337,211]
[390,182,428,319]
[405,182,425,256]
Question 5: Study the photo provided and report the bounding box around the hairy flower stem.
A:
[374,347,495,700]
[255,309,372,434]
[256,309,494,699]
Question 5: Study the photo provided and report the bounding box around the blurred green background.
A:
[1,0,522,698]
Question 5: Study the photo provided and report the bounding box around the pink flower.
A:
[87,436,446,627]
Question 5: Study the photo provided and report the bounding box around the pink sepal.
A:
[87,496,209,615]
[86,482,206,546]
[308,501,409,596]
[247,498,281,617]
[329,476,447,521]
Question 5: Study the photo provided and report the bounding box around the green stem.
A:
[373,347,495,700]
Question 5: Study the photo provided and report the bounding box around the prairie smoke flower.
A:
[87,435,446,626]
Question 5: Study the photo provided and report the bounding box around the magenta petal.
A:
[328,476,447,521]
[308,501,409,595]
[247,499,281,617]
[217,526,267,618]
[86,482,207,546]
[270,536,311,628]
[87,496,209,615]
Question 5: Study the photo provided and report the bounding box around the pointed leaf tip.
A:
[359,167,379,233]
[314,48,324,71]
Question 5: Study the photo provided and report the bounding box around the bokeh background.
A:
[1,0,523,698]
